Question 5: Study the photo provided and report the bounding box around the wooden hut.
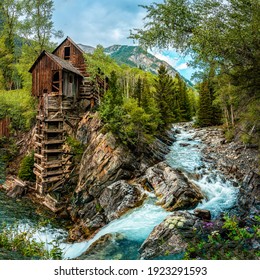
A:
[29,37,97,195]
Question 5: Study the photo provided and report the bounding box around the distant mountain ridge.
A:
[78,43,193,86]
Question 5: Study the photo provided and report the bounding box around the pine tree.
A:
[154,64,175,129]
[197,80,214,127]
[133,76,142,106]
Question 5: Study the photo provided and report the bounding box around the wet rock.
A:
[236,171,260,217]
[69,180,146,239]
[99,180,147,221]
[144,162,204,211]
[194,209,211,220]
[139,211,201,259]
[78,233,141,260]
[179,142,190,147]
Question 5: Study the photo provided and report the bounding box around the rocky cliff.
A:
[67,113,203,241]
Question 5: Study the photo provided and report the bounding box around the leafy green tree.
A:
[17,0,63,89]
[0,0,23,89]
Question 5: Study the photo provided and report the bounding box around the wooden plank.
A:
[45,118,64,122]
[46,169,70,177]
[34,153,44,159]
[35,142,42,147]
[34,163,44,172]
[33,169,43,179]
[43,128,64,133]
[45,139,64,145]
[42,175,63,183]
[48,178,66,192]
[45,160,63,167]
[35,134,44,139]
[43,149,63,153]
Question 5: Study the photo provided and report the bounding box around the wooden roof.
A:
[29,50,83,77]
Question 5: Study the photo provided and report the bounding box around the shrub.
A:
[0,222,63,260]
[184,215,260,260]
[18,152,35,182]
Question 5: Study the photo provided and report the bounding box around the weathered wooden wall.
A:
[0,118,10,137]
[31,55,62,97]
[52,39,87,76]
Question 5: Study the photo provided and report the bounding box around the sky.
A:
[52,0,195,81]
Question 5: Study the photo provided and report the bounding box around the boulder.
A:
[194,209,211,220]
[69,180,146,239]
[144,162,203,211]
[139,211,201,259]
[77,233,141,260]
[6,184,27,198]
[99,180,147,221]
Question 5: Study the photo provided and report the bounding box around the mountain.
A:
[78,44,95,54]
[104,45,178,76]
[78,43,193,86]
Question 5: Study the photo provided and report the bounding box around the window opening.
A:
[64,47,70,60]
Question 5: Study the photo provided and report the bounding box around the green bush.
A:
[66,136,84,162]
[0,89,36,132]
[0,222,63,259]
[184,215,260,260]
[18,152,35,182]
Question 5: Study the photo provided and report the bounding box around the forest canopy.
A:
[130,0,260,144]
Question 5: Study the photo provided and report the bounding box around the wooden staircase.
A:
[34,93,71,195]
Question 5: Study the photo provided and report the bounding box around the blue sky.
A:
[52,0,195,80]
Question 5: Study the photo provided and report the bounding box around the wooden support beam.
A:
[43,128,64,133]
[45,139,64,145]
[42,175,63,183]
[35,134,44,139]
[43,149,63,153]
[45,118,64,122]
[34,163,44,172]
[34,153,44,159]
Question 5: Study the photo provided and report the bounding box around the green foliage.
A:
[0,89,36,132]
[224,128,235,143]
[66,136,84,162]
[131,0,260,141]
[184,215,260,260]
[0,222,63,259]
[0,0,62,90]
[18,152,35,182]
[154,65,193,129]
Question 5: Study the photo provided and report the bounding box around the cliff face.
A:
[68,113,146,240]
[76,113,138,196]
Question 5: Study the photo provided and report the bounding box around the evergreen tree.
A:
[133,76,142,106]
[154,64,175,129]
[197,80,214,127]
[175,74,192,121]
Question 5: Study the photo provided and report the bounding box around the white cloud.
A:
[150,51,178,67]
[176,63,188,70]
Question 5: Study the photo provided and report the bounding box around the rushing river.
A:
[0,125,239,259]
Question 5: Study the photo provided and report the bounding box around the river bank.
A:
[0,120,259,260]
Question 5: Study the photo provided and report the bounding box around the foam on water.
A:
[62,198,169,259]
